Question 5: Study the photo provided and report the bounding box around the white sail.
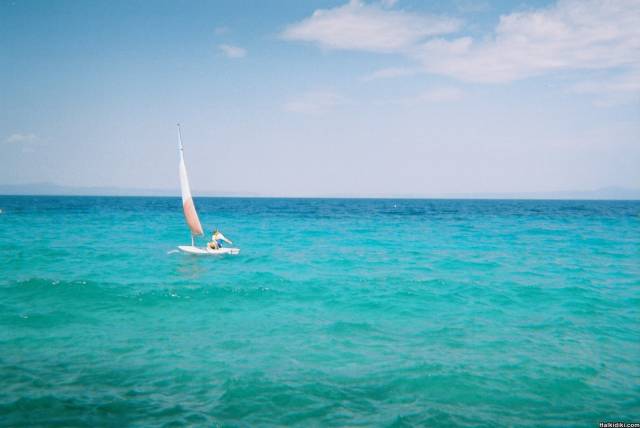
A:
[178,124,204,237]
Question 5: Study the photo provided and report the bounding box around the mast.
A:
[177,123,184,155]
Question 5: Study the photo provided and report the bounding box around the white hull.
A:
[178,245,240,255]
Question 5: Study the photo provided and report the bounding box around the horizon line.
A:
[1,183,639,200]
[2,195,640,201]
[1,193,640,202]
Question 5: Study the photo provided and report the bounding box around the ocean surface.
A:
[0,196,638,427]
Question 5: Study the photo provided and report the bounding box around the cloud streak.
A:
[569,68,640,106]
[360,66,420,81]
[416,86,463,102]
[284,91,348,115]
[218,44,246,58]
[5,133,38,144]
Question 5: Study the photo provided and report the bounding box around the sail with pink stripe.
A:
[178,124,204,237]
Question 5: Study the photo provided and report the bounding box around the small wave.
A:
[325,320,378,335]
[166,249,179,255]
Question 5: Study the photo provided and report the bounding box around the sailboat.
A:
[176,124,240,255]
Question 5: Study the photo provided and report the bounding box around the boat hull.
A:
[177,245,240,255]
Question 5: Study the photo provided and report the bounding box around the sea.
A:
[1,196,638,427]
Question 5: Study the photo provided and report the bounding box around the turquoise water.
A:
[1,196,639,426]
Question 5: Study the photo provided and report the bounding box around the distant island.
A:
[1,182,639,200]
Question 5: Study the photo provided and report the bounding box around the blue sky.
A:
[1,0,639,196]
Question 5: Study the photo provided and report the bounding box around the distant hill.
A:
[0,182,254,197]
[0,182,177,196]
[0,182,638,199]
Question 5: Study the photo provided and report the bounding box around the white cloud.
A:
[415,0,640,83]
[281,0,460,53]
[218,44,246,58]
[214,26,229,35]
[284,91,348,115]
[284,0,640,101]
[5,133,38,144]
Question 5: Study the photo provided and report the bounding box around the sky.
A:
[1,0,639,197]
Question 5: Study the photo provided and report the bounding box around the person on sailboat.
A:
[208,229,233,250]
